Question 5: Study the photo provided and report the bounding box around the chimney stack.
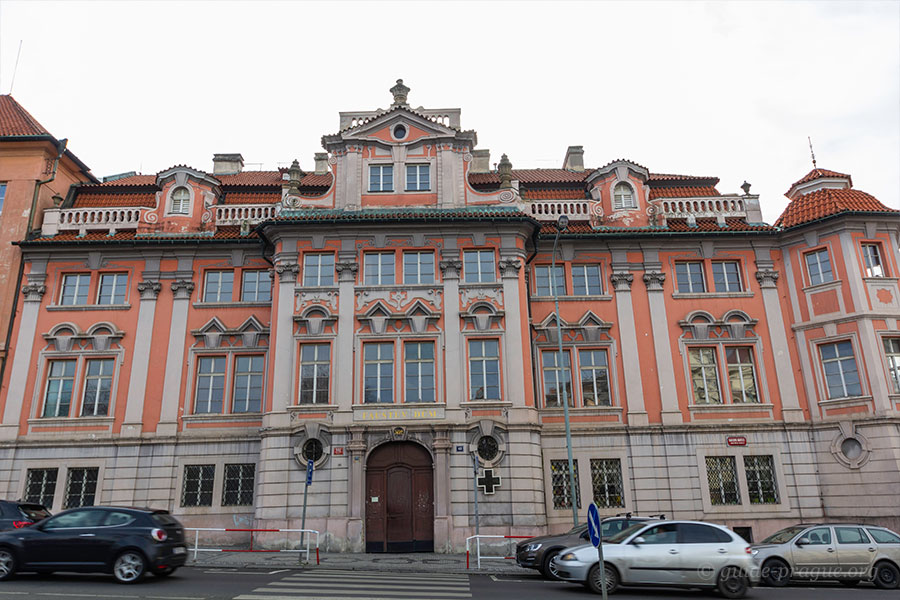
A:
[563,146,584,172]
[212,153,244,175]
[471,149,491,173]
[314,153,329,175]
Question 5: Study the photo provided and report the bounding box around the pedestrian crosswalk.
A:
[233,569,472,600]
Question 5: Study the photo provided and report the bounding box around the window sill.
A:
[460,400,511,408]
[802,279,842,294]
[540,405,623,415]
[182,413,263,424]
[863,276,898,283]
[459,281,500,288]
[689,403,773,413]
[531,294,612,302]
[672,292,753,299]
[192,301,272,309]
[27,416,114,427]
[818,395,873,409]
[46,304,131,311]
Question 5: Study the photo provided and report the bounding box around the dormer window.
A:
[406,165,430,191]
[369,165,393,192]
[171,186,191,214]
[613,182,636,210]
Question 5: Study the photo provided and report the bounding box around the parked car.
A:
[516,514,660,579]
[551,520,757,598]
[0,506,187,583]
[751,523,900,589]
[0,501,50,531]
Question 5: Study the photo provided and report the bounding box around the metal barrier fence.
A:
[465,534,531,569]
[186,527,320,564]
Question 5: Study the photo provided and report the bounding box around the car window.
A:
[762,526,806,544]
[42,509,104,529]
[835,527,869,544]
[18,505,51,521]
[804,527,832,545]
[680,523,732,543]
[867,528,900,544]
[640,523,678,544]
[608,522,649,544]
[103,511,136,527]
[602,520,626,537]
[151,512,179,527]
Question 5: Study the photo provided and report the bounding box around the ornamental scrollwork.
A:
[439,259,462,280]
[274,262,300,283]
[335,261,359,283]
[642,271,665,292]
[21,284,46,302]
[137,281,162,300]
[755,270,779,289]
[171,280,195,299]
[610,272,634,292]
[498,258,522,278]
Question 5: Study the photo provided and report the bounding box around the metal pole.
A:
[473,454,480,535]
[300,486,309,564]
[597,542,609,600]
[552,224,578,527]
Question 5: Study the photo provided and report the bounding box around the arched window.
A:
[613,182,636,210]
[171,187,190,214]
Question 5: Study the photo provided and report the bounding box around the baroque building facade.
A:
[0,82,898,552]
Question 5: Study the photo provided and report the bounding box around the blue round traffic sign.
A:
[587,503,602,547]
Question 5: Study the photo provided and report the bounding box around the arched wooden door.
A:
[365,442,434,552]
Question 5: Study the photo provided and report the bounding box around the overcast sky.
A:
[1,1,897,223]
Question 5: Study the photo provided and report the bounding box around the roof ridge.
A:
[0,94,52,136]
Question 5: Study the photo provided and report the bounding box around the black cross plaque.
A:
[477,468,502,495]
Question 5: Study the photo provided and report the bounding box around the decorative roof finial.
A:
[288,159,302,194]
[741,181,751,195]
[390,79,410,107]
[808,136,817,168]
[498,154,513,189]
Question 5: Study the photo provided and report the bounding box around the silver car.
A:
[551,520,757,598]
[751,523,900,589]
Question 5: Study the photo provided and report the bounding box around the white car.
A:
[551,520,758,598]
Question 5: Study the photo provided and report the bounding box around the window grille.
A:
[590,458,624,508]
[542,350,573,408]
[405,164,430,191]
[65,467,99,508]
[689,348,721,404]
[222,464,255,507]
[884,338,900,394]
[97,273,128,304]
[232,355,264,413]
[241,270,272,302]
[744,455,779,504]
[25,468,58,506]
[302,439,324,462]
[195,357,227,413]
[572,264,603,295]
[181,465,215,507]
[726,347,758,403]
[712,262,742,292]
[579,349,611,406]
[550,459,580,509]
[404,342,435,403]
[463,250,496,283]
[363,343,394,403]
[675,262,705,293]
[862,244,885,277]
[82,358,114,416]
[469,339,500,400]
[364,252,395,285]
[535,265,565,296]
[203,271,234,302]
[303,253,335,286]
[819,341,862,399]
[706,456,740,505]
[369,164,393,192]
[60,273,91,305]
[403,251,435,284]
[805,248,834,285]
[477,436,499,462]
[44,360,77,417]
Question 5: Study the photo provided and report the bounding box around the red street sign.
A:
[727,436,747,446]
[333,447,345,456]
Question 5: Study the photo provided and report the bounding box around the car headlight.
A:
[525,543,542,552]
[561,552,577,561]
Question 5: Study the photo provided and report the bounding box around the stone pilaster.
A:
[333,259,358,411]
[610,270,648,425]
[157,280,194,436]
[270,262,299,416]
[643,271,682,424]
[346,427,366,551]
[499,256,527,406]
[440,256,463,406]
[122,281,162,437]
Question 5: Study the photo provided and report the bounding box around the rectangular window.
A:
[232,355,264,413]
[25,468,58,507]
[469,339,500,400]
[542,350,573,407]
[580,349,611,406]
[303,253,335,286]
[222,464,255,507]
[364,252,395,285]
[403,252,435,284]
[60,273,91,305]
[241,270,272,302]
[64,467,99,509]
[464,250,496,283]
[364,342,394,403]
[744,455,779,504]
[675,262,705,293]
[712,261,742,292]
[689,348,721,404]
[181,465,215,507]
[405,342,435,403]
[726,347,759,403]
[82,358,114,416]
[590,458,625,509]
[550,459,581,510]
[203,271,234,302]
[805,248,834,285]
[97,273,128,305]
[0,183,6,214]
[535,265,566,296]
[572,264,603,295]
[195,356,226,413]
[862,244,885,277]
[884,338,900,394]
[820,341,862,399]
[299,344,330,404]
[405,164,430,191]
[43,359,77,417]
[706,456,740,505]
[368,164,393,192]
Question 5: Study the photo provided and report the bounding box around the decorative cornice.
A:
[642,271,666,292]
[498,258,522,279]
[755,269,780,289]
[137,281,162,300]
[274,262,300,283]
[610,272,634,292]
[439,259,462,280]
[335,261,359,283]
[171,280,195,300]
[21,284,46,302]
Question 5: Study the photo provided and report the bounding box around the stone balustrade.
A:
[41,207,144,236]
[215,204,279,226]
[656,194,758,226]
[528,200,592,222]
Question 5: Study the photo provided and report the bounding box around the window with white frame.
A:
[590,458,625,508]
[170,186,191,214]
[464,250,496,283]
[535,265,565,296]
[25,468,58,506]
[232,355,264,413]
[181,465,215,507]
[203,271,234,302]
[403,251,435,284]
[805,248,834,285]
[689,347,721,404]
[862,243,885,277]
[884,338,900,394]
[368,164,393,192]
[613,182,636,210]
[43,360,77,417]
[712,261,742,292]
[299,344,330,404]
[241,270,271,302]
[705,456,740,505]
[64,467,99,508]
[572,264,603,295]
[195,356,226,413]
[744,455,779,504]
[363,342,394,403]
[97,273,128,305]
[364,252,395,285]
[405,164,430,191]
[726,347,759,403]
[580,349,611,406]
[303,253,335,286]
[675,262,705,293]
[222,463,255,506]
[550,459,581,509]
[469,339,500,400]
[60,273,91,305]
[405,341,435,403]
[81,358,114,416]
[819,341,862,399]
[542,350,572,407]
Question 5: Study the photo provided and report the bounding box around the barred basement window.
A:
[706,456,740,505]
[302,439,324,463]
[25,468,58,507]
[65,467,99,508]
[222,464,255,506]
[550,459,581,510]
[590,458,625,508]
[744,455,779,504]
[181,465,215,507]
[477,436,499,462]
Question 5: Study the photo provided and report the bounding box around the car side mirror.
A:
[796,537,809,546]
[632,536,646,545]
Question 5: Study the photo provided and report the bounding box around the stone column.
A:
[270,262,299,416]
[157,280,194,436]
[334,258,359,411]
[346,426,366,551]
[432,428,452,551]
[439,256,463,407]
[121,281,162,436]
[611,272,648,425]
[643,271,682,424]
[756,269,804,422]
[499,257,527,405]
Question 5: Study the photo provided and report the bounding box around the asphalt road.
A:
[0,567,894,600]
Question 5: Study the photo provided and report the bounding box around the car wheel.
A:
[152,566,177,578]
[0,549,15,581]
[587,562,619,595]
[541,549,561,580]
[716,566,748,599]
[839,579,860,587]
[873,561,900,590]
[761,558,791,587]
[113,550,146,584]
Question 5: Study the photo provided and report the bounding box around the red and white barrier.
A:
[465,534,531,569]
[186,527,320,564]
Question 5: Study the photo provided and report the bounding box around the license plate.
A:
[173,547,186,555]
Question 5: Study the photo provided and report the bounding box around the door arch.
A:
[365,441,434,552]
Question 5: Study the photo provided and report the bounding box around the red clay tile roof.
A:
[470,169,719,187]
[775,188,898,228]
[649,186,720,199]
[540,218,775,236]
[90,175,158,188]
[26,226,257,244]
[0,95,50,136]
[790,168,851,189]
[523,189,587,200]
[222,191,281,205]
[274,206,531,223]
[648,173,718,182]
[218,171,284,186]
[74,193,156,208]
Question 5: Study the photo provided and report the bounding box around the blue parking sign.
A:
[306,459,314,485]
[587,503,602,547]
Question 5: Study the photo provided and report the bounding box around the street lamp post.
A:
[551,214,578,526]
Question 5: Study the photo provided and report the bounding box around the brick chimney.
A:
[471,149,491,173]
[314,153,329,175]
[212,153,244,175]
[563,146,584,172]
